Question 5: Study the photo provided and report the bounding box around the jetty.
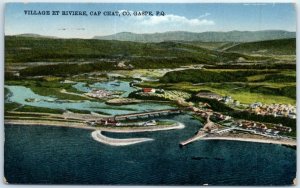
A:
[180,130,207,146]
[180,115,214,146]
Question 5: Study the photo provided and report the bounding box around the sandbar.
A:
[91,130,153,146]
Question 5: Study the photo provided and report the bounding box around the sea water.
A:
[4,114,296,185]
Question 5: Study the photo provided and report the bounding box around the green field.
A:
[138,67,296,105]
[225,38,296,55]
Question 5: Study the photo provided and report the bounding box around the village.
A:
[17,75,296,141]
[248,103,296,119]
[136,87,296,119]
[84,89,124,99]
[195,91,296,119]
[132,86,295,139]
[192,109,292,136]
[82,84,294,141]
[180,107,295,147]
[188,91,295,139]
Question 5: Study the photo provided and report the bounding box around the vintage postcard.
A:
[4,3,296,185]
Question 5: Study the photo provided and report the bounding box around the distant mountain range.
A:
[12,30,295,43]
[93,30,295,43]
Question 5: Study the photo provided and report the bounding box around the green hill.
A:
[224,38,296,55]
[5,36,270,76]
[5,35,268,64]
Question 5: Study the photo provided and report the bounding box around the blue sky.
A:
[5,3,296,38]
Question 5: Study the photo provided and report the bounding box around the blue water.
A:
[5,85,172,115]
[4,114,296,185]
[73,80,136,97]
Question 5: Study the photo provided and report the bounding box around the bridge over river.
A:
[114,109,182,121]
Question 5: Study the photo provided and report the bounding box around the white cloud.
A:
[140,14,215,27]
[198,12,211,18]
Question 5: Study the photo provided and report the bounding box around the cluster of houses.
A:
[196,92,222,100]
[273,124,293,133]
[237,120,268,131]
[142,120,157,126]
[116,61,134,69]
[88,118,158,127]
[189,104,293,137]
[196,92,296,118]
[88,118,121,126]
[139,88,191,104]
[190,108,231,122]
[235,120,292,135]
[213,112,232,121]
[184,91,295,137]
[85,89,112,98]
[249,102,296,119]
[142,88,165,94]
[196,91,239,106]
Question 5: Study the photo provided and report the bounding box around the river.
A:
[5,82,173,115]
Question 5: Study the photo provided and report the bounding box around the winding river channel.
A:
[5,80,173,115]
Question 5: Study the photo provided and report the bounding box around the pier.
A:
[180,130,207,146]
[180,115,213,147]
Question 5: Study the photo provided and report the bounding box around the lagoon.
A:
[5,85,173,115]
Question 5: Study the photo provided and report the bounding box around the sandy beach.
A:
[91,130,154,146]
[90,122,184,146]
[97,122,185,133]
[4,119,95,130]
[5,119,185,132]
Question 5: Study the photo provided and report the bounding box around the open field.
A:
[137,81,295,105]
[225,38,296,55]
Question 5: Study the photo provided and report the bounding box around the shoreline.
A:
[6,119,185,146]
[5,119,95,130]
[98,122,185,133]
[201,136,296,147]
[5,119,296,147]
[4,119,185,133]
